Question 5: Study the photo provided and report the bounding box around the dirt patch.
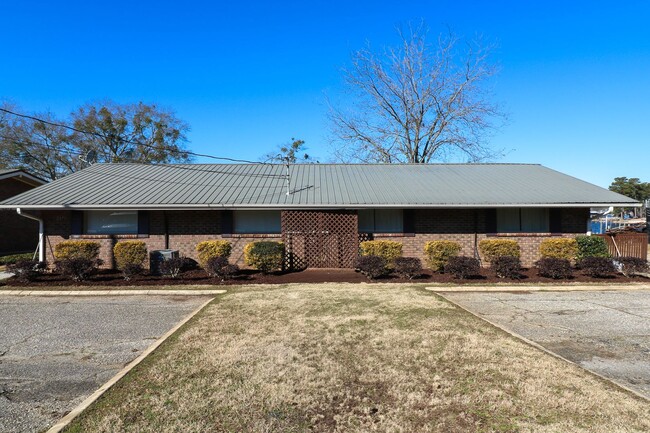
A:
[2,267,647,288]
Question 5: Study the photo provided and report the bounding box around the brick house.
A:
[0,163,639,268]
[0,169,46,255]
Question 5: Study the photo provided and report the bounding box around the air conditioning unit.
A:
[150,249,180,275]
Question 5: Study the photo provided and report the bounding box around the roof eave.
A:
[0,202,641,211]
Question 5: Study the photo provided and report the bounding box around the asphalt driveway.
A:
[0,295,212,433]
[443,290,650,399]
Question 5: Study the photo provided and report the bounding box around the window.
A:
[496,208,549,233]
[85,211,138,235]
[233,210,281,234]
[358,209,404,233]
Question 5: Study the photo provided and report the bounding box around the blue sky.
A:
[1,0,649,187]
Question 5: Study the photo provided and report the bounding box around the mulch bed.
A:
[1,267,647,287]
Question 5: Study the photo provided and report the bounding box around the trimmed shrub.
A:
[359,240,403,265]
[393,257,422,280]
[205,256,239,281]
[535,258,574,279]
[492,256,522,279]
[244,241,285,274]
[575,235,610,259]
[54,240,100,261]
[423,240,462,272]
[539,238,578,260]
[478,239,520,263]
[113,241,147,280]
[578,257,616,278]
[7,260,46,282]
[446,256,481,279]
[196,240,232,268]
[159,257,185,279]
[616,257,649,277]
[0,253,33,266]
[55,258,100,281]
[355,255,388,280]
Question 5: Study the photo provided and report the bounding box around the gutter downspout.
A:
[17,208,45,263]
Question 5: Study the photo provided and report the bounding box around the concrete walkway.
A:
[442,290,650,399]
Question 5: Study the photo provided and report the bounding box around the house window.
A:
[233,210,281,234]
[85,211,138,235]
[497,208,549,233]
[358,209,404,233]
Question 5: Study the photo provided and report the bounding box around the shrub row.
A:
[355,255,423,280]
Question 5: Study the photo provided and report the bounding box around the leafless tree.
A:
[329,25,506,163]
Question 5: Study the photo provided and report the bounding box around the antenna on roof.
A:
[280,155,291,196]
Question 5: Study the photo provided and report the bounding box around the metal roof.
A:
[0,163,639,209]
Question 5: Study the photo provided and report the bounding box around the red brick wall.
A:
[39,207,589,269]
[0,178,40,255]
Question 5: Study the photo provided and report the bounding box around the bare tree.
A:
[329,25,505,163]
[262,138,316,163]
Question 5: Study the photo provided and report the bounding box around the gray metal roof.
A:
[0,163,639,209]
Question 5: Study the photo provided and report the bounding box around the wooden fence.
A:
[596,233,648,259]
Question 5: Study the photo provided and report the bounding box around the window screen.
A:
[358,209,404,233]
[233,210,281,234]
[85,211,138,235]
[497,208,549,233]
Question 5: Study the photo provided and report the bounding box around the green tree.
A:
[609,177,650,217]
[0,101,191,180]
[263,138,314,163]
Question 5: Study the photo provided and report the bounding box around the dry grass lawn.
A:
[66,284,649,433]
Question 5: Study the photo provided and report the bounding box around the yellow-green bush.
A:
[539,238,578,260]
[113,241,148,271]
[423,240,462,272]
[359,240,403,264]
[196,240,232,268]
[478,239,520,263]
[244,241,285,274]
[54,240,100,261]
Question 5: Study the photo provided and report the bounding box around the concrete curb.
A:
[428,284,650,292]
[429,289,650,403]
[0,289,226,296]
[45,296,215,433]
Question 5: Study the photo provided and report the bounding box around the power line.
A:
[0,107,272,165]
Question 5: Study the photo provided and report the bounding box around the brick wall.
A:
[40,210,280,268]
[0,178,40,255]
[39,207,589,269]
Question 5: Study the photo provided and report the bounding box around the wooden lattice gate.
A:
[282,210,358,269]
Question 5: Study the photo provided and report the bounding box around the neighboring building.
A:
[0,169,47,255]
[0,163,639,268]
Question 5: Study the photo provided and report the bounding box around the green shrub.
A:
[0,253,33,265]
[359,240,403,265]
[535,258,574,279]
[54,240,100,261]
[244,241,285,274]
[423,240,462,272]
[539,238,578,260]
[355,255,388,280]
[492,256,522,279]
[478,239,520,263]
[393,257,423,280]
[196,240,232,268]
[575,235,610,259]
[446,256,481,279]
[113,241,148,280]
